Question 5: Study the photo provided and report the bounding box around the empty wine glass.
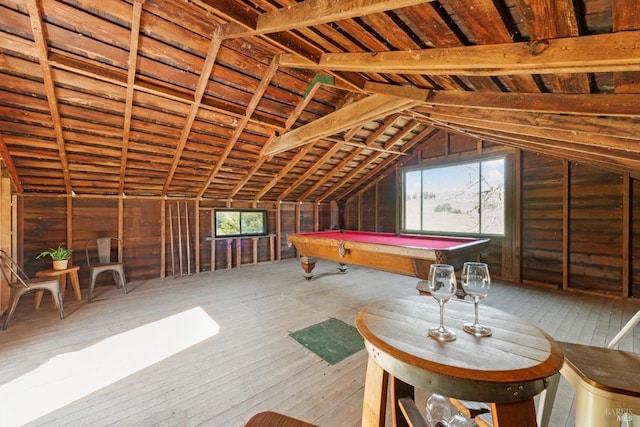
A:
[425,393,452,427]
[461,262,492,337]
[427,264,457,342]
[448,412,475,427]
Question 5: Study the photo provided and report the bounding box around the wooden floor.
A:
[1,260,638,427]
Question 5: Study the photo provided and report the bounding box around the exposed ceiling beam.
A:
[198,55,281,199]
[118,0,145,195]
[220,0,435,37]
[340,126,438,202]
[162,26,224,196]
[26,0,72,194]
[363,82,640,118]
[514,0,590,93]
[0,133,23,193]
[279,31,640,75]
[317,120,419,202]
[264,94,421,155]
[427,107,640,152]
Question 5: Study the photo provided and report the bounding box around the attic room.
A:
[0,0,639,426]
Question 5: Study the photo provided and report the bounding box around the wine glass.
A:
[425,393,452,427]
[427,264,457,342]
[461,262,492,337]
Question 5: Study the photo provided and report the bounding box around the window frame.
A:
[400,156,506,237]
[214,209,269,238]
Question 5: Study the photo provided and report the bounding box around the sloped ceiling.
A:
[0,0,638,202]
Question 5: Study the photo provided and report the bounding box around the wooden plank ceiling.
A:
[0,0,638,202]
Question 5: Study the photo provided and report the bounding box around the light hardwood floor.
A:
[1,260,638,427]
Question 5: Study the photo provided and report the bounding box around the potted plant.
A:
[37,245,72,270]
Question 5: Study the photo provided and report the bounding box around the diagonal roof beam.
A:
[340,126,438,202]
[118,0,145,195]
[162,26,223,196]
[317,121,420,202]
[364,81,640,118]
[279,31,640,76]
[220,0,435,37]
[265,94,420,155]
[26,0,72,194]
[198,55,281,199]
[297,114,403,201]
[0,133,22,193]
[249,79,326,200]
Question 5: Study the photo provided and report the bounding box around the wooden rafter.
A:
[427,107,640,151]
[118,0,145,195]
[340,126,438,202]
[297,114,402,200]
[277,142,345,202]
[613,0,640,93]
[428,118,640,173]
[0,133,22,193]
[162,26,223,196]
[365,82,640,118]
[26,0,72,194]
[221,0,434,37]
[197,55,281,199]
[514,0,590,93]
[317,121,419,202]
[279,31,640,76]
[264,94,420,155]
[249,79,325,200]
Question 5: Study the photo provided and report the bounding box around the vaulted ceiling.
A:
[0,0,638,202]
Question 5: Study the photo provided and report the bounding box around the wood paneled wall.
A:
[345,131,638,298]
[15,196,329,295]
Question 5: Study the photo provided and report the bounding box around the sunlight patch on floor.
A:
[0,306,220,426]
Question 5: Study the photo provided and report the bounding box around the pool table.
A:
[287,230,490,280]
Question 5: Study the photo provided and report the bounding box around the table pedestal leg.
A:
[69,270,82,301]
[391,376,414,427]
[300,256,316,280]
[491,399,537,427]
[362,355,389,427]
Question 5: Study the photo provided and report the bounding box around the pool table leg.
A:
[300,256,316,280]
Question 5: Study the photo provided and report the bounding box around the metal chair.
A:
[538,310,640,427]
[85,237,128,301]
[0,249,63,330]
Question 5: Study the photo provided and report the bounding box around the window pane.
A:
[422,163,480,233]
[404,170,422,230]
[241,212,265,234]
[480,158,505,234]
[216,211,240,236]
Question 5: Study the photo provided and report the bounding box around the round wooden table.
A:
[356,296,564,427]
[35,266,82,309]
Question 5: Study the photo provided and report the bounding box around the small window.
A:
[215,209,268,237]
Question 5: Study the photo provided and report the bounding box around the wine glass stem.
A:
[439,300,445,330]
[474,301,479,324]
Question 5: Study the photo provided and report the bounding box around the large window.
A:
[402,158,505,235]
[215,209,268,237]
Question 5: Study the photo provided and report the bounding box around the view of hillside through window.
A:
[215,210,267,237]
[403,158,505,235]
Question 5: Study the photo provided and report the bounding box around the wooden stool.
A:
[559,342,640,427]
[244,411,317,427]
[35,266,82,309]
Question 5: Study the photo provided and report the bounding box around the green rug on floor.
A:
[289,318,365,365]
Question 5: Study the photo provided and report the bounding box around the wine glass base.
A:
[463,323,492,337]
[428,327,457,342]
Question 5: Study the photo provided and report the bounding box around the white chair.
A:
[538,310,640,427]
